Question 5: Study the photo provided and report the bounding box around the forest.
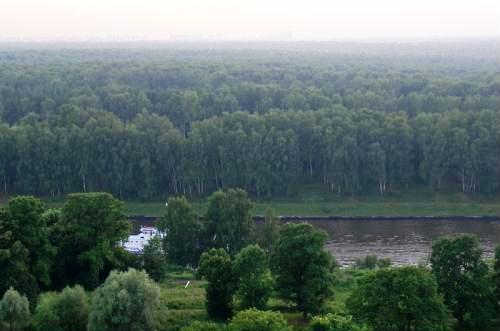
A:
[1,44,500,199]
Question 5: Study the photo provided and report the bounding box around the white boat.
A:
[122,226,161,254]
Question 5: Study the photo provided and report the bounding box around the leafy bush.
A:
[229,309,290,331]
[88,268,160,331]
[180,321,225,331]
[0,288,30,331]
[354,255,391,270]
[34,285,89,331]
[310,313,368,331]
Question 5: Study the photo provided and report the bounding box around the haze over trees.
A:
[0,46,500,199]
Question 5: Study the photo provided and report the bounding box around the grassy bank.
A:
[2,189,499,217]
[123,190,500,217]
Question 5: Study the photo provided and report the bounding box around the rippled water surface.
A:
[305,219,500,266]
[131,218,500,266]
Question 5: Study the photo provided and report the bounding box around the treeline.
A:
[1,49,500,198]
[1,107,500,198]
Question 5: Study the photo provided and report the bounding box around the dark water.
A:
[304,219,500,266]
[130,218,500,266]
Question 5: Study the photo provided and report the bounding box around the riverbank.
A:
[2,191,499,218]
[125,197,500,218]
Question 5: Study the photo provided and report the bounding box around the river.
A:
[129,217,500,266]
[308,219,500,266]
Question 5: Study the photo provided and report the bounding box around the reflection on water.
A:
[299,219,500,266]
[130,218,500,266]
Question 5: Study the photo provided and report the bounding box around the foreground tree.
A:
[0,196,55,299]
[233,245,273,310]
[87,269,160,331]
[271,223,334,316]
[53,192,130,289]
[158,196,201,266]
[34,285,89,331]
[142,236,167,282]
[431,235,496,330]
[347,267,450,331]
[494,245,500,312]
[0,288,30,331]
[256,210,280,254]
[204,189,253,254]
[198,248,235,320]
[229,309,290,331]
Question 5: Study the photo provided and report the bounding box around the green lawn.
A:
[156,267,366,331]
[122,189,500,217]
[2,188,499,217]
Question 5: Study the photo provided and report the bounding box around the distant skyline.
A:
[1,0,499,41]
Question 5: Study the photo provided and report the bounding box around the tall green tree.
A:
[53,192,130,289]
[494,245,500,312]
[233,245,273,310]
[347,267,451,331]
[87,269,160,331]
[158,196,201,266]
[33,285,89,331]
[271,223,334,316]
[256,209,280,254]
[204,189,253,254]
[198,248,235,320]
[0,288,30,331]
[0,196,55,299]
[430,235,496,330]
[142,236,167,282]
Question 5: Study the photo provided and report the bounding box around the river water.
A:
[130,218,500,266]
[304,219,500,266]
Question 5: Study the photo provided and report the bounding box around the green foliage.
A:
[229,309,290,331]
[197,248,235,320]
[271,223,334,316]
[354,255,391,270]
[204,189,254,255]
[33,285,89,331]
[310,313,369,331]
[347,267,451,331]
[0,196,55,300]
[0,288,30,331]
[158,196,201,267]
[430,234,496,330]
[53,192,131,289]
[256,210,281,254]
[495,245,500,312]
[180,321,225,331]
[233,245,273,310]
[143,236,167,282]
[88,268,160,331]
[1,50,500,199]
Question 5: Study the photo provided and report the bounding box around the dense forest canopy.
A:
[1,41,500,199]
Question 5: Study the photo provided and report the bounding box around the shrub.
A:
[180,321,225,331]
[310,313,369,331]
[88,269,160,331]
[0,287,30,331]
[34,285,89,331]
[229,309,290,331]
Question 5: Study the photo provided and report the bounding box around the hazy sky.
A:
[1,0,499,41]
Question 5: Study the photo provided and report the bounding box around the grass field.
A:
[2,187,499,217]
[156,267,365,331]
[123,189,500,217]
